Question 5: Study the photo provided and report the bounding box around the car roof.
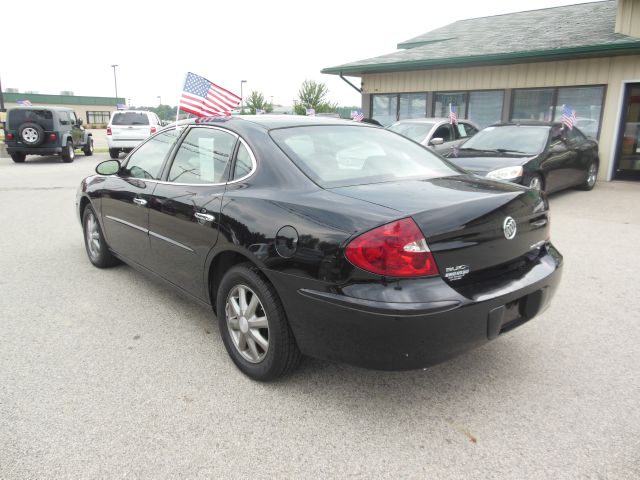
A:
[172,114,370,130]
[8,106,73,112]
[491,121,558,128]
[391,117,473,124]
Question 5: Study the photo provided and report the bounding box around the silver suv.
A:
[107,110,162,159]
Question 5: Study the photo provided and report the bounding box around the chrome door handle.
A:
[133,198,147,206]
[194,212,215,222]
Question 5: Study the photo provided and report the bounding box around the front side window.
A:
[168,127,236,184]
[68,111,77,125]
[270,125,461,188]
[123,129,181,179]
[432,124,454,142]
[58,111,70,125]
[388,122,435,143]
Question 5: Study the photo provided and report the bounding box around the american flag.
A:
[306,108,315,116]
[561,104,576,130]
[448,104,458,125]
[351,109,364,122]
[16,99,32,106]
[180,72,241,117]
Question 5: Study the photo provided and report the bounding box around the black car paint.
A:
[447,122,599,193]
[77,117,562,370]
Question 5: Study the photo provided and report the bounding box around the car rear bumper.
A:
[6,145,62,155]
[266,244,563,370]
[107,138,145,149]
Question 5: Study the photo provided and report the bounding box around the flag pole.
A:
[176,72,188,129]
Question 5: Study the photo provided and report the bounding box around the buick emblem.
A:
[503,216,517,240]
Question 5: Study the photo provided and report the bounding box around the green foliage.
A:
[132,105,178,121]
[294,80,338,115]
[244,91,274,114]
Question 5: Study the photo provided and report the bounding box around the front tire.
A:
[216,264,301,381]
[83,137,94,156]
[10,152,26,163]
[61,141,75,163]
[109,148,120,159]
[82,205,120,268]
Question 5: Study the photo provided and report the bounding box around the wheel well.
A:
[79,196,91,220]
[208,251,257,313]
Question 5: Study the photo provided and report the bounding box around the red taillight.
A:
[107,127,112,135]
[6,132,14,140]
[49,133,57,141]
[150,127,157,134]
[345,218,439,277]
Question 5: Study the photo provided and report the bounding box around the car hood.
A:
[447,152,536,174]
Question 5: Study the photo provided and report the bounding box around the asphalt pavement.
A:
[1,153,639,479]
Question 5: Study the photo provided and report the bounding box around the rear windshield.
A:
[8,109,54,130]
[388,122,435,143]
[111,112,150,126]
[270,125,461,188]
[461,125,549,155]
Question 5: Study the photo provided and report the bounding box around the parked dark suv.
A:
[3,106,93,163]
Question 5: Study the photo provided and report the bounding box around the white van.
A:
[107,110,162,159]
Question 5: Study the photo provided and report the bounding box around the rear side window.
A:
[232,143,254,180]
[112,112,150,126]
[168,127,237,184]
[8,109,54,130]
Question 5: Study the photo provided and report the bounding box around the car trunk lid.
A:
[110,112,152,140]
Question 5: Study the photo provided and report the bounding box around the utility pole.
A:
[110,65,119,106]
[0,74,5,112]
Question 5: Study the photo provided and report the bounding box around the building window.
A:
[87,111,110,125]
[554,86,605,139]
[399,93,427,120]
[372,94,398,126]
[433,92,467,118]
[468,91,504,128]
[511,88,555,121]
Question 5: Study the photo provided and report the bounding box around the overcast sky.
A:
[2,0,598,108]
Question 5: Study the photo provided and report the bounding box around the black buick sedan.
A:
[77,116,562,381]
[446,122,599,193]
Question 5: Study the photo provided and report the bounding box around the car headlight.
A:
[486,166,523,181]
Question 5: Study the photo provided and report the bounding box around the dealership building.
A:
[1,91,124,126]
[323,0,640,181]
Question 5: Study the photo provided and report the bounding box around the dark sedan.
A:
[76,116,562,381]
[446,122,599,192]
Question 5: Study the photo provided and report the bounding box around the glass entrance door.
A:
[615,83,640,180]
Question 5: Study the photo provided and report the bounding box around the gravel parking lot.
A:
[1,153,639,479]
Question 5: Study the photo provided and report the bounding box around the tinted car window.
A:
[168,127,236,184]
[123,129,181,179]
[58,111,70,125]
[456,123,478,138]
[432,124,453,142]
[112,112,150,126]
[233,143,253,180]
[8,109,54,130]
[271,125,461,188]
[388,122,434,143]
[462,125,549,155]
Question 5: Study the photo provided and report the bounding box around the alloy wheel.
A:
[22,127,39,143]
[587,163,597,187]
[85,212,101,260]
[225,284,269,363]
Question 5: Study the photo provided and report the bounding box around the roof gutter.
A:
[339,73,362,93]
[321,42,640,76]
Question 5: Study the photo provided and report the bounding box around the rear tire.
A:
[83,137,94,156]
[216,263,301,381]
[109,148,120,159]
[82,205,120,268]
[577,161,598,191]
[10,152,26,163]
[61,141,75,163]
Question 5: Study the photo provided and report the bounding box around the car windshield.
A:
[112,112,150,126]
[8,109,54,130]
[387,122,435,142]
[270,125,461,188]
[460,125,549,155]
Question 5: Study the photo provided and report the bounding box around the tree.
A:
[244,91,273,114]
[294,80,337,115]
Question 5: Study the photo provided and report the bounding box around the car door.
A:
[565,128,593,186]
[429,123,455,154]
[147,125,238,300]
[68,111,83,146]
[100,128,182,267]
[539,127,577,193]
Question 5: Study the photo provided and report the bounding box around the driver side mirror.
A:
[430,137,444,146]
[76,118,83,126]
[95,159,121,175]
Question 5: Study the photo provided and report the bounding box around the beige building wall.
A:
[362,54,640,180]
[616,0,640,37]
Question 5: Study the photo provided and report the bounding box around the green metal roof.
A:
[322,1,640,76]
[2,92,124,106]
